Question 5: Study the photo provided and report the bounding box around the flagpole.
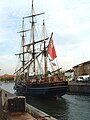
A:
[48,32,57,60]
[50,32,53,39]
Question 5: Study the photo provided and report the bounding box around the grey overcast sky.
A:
[0,0,90,75]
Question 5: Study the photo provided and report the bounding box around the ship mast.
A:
[14,18,26,81]
[23,0,44,77]
[16,18,31,80]
[17,18,25,80]
[42,20,47,78]
[22,18,25,70]
[15,0,46,77]
[31,0,36,76]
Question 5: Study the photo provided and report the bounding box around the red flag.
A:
[47,38,57,60]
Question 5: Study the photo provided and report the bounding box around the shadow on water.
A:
[26,96,69,120]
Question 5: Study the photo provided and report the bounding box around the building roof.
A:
[73,60,90,68]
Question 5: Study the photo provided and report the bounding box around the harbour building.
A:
[73,60,90,80]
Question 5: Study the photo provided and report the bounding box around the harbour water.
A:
[1,82,90,120]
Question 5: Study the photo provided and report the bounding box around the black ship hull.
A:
[14,81,68,98]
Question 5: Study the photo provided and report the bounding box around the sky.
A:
[0,0,90,75]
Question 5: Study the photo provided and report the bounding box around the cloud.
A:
[0,55,16,75]
[0,0,90,74]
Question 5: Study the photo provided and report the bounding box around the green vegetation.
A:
[46,71,65,76]
[0,77,14,82]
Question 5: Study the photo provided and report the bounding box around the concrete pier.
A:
[0,87,57,120]
[68,81,90,94]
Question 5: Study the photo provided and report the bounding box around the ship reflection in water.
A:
[1,82,90,120]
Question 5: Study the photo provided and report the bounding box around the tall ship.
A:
[14,0,68,98]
